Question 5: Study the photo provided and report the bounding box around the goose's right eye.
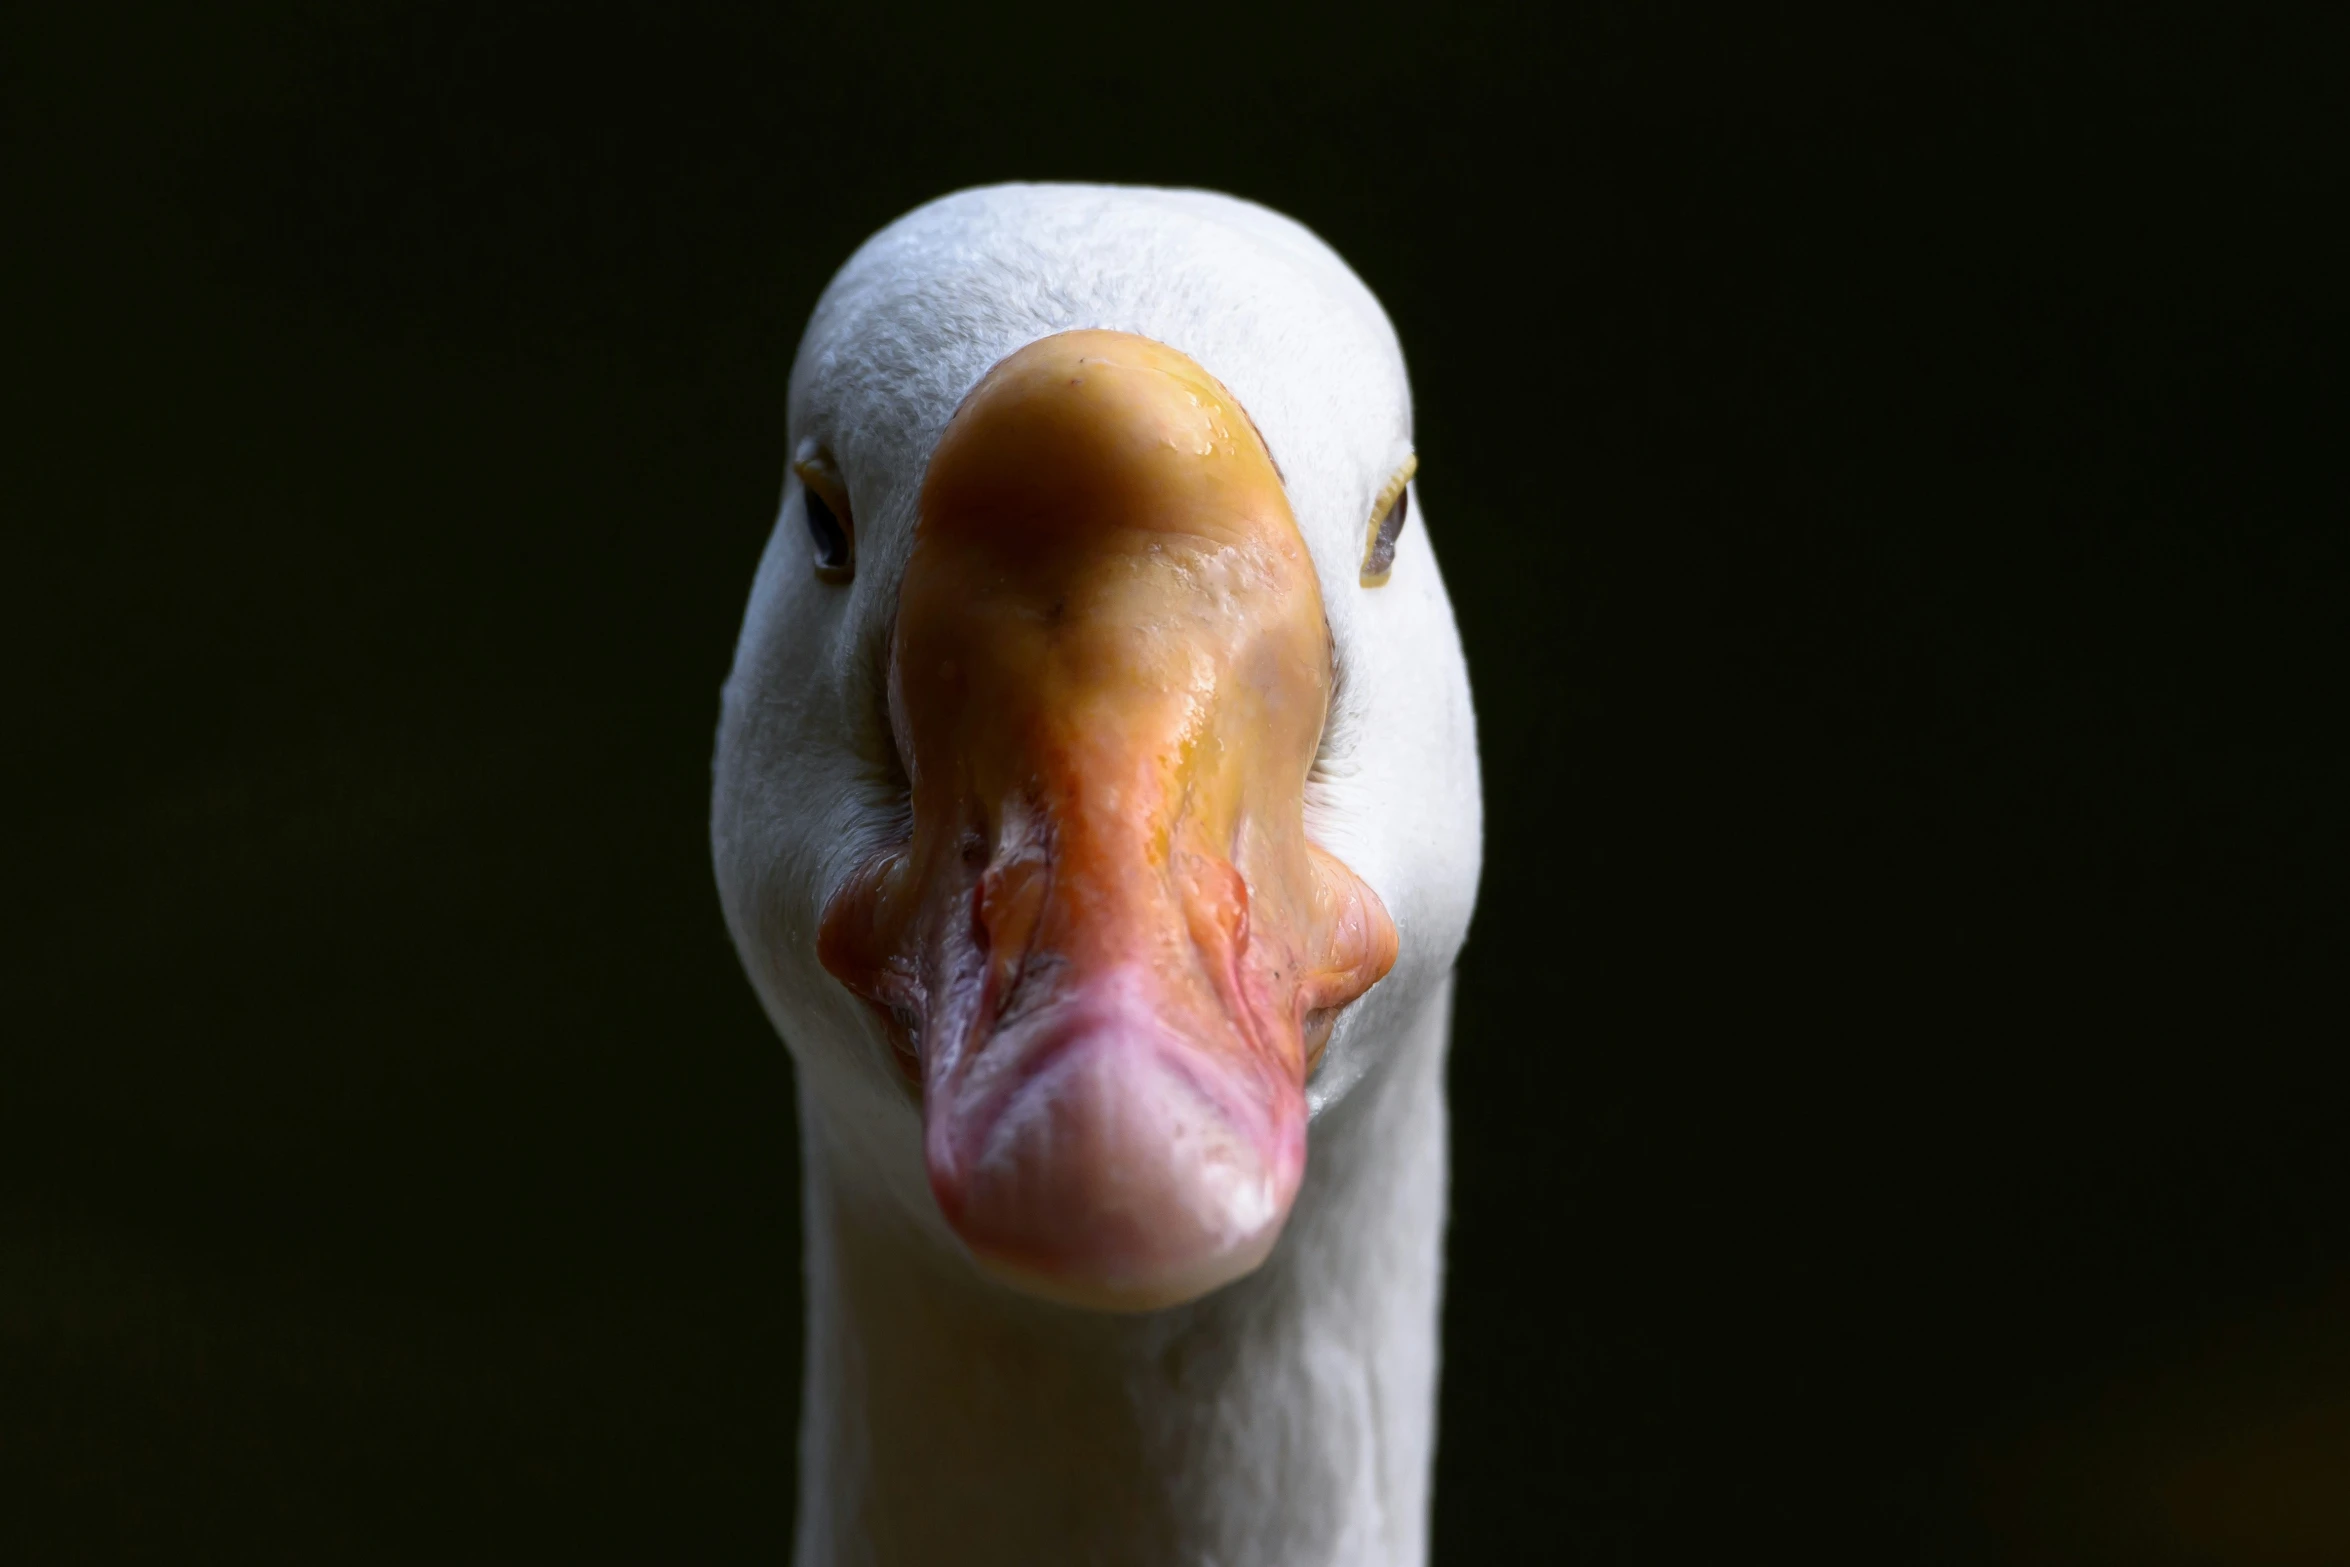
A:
[795,453,855,583]
[1359,453,1417,588]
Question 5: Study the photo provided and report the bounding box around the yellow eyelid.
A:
[793,455,851,517]
[1359,452,1418,587]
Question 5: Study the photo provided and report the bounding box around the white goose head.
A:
[712,184,1481,1312]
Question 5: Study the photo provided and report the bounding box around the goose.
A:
[711,183,1483,1567]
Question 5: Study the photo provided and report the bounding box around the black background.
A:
[7,3,2345,1561]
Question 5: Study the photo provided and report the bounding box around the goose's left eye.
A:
[794,451,856,583]
[1359,454,1417,587]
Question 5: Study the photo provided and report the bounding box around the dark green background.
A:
[7,3,2344,1561]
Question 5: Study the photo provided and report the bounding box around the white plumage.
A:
[712,183,1482,1566]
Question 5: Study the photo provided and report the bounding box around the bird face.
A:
[713,187,1481,1313]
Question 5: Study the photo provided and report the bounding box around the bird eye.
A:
[1359,454,1417,587]
[794,451,855,583]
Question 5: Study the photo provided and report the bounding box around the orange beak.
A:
[818,330,1397,1311]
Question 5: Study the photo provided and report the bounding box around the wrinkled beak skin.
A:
[817,331,1398,1312]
